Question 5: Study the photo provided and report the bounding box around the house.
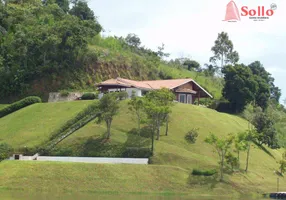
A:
[96,77,213,104]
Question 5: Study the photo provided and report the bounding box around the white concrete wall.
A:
[37,157,148,164]
[48,92,84,102]
[9,156,148,164]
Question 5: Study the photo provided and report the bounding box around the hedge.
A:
[192,169,217,176]
[0,96,42,118]
[81,93,97,100]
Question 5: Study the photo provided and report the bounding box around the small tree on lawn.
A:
[234,132,248,167]
[205,133,234,181]
[128,96,145,134]
[278,151,286,175]
[244,129,258,172]
[97,93,120,139]
[144,88,175,154]
[144,88,175,140]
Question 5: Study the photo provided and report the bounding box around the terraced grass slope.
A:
[0,101,284,195]
[0,101,94,148]
[53,101,284,194]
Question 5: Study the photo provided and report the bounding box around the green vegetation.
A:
[192,169,217,176]
[0,96,41,118]
[0,143,13,161]
[0,100,285,194]
[81,93,97,100]
[0,101,94,149]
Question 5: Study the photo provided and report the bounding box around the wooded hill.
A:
[0,0,222,102]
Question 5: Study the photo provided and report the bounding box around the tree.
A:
[243,129,257,172]
[203,64,218,77]
[234,132,248,166]
[225,152,239,172]
[125,33,141,48]
[0,143,13,161]
[69,0,95,20]
[144,88,175,153]
[205,133,234,181]
[222,64,259,113]
[183,59,200,71]
[157,43,170,58]
[253,111,278,148]
[56,0,69,12]
[128,96,145,133]
[279,151,286,174]
[97,93,120,139]
[210,32,239,69]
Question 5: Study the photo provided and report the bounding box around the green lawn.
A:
[54,101,284,194]
[0,161,241,197]
[0,100,284,195]
[0,101,94,148]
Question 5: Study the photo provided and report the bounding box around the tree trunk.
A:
[245,143,250,172]
[151,125,155,155]
[237,151,240,168]
[165,115,169,136]
[220,151,224,181]
[156,122,160,140]
[106,120,111,139]
[137,113,141,135]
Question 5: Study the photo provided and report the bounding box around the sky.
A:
[88,0,286,104]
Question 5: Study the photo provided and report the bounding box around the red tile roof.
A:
[97,77,213,98]
[97,77,193,90]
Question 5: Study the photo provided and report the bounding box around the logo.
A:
[223,1,277,22]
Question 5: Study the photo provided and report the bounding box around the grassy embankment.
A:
[0,101,284,196]
[0,101,94,148]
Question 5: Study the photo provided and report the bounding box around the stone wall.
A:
[48,92,84,102]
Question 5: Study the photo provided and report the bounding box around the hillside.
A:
[0,0,223,103]
[0,101,284,195]
[0,101,94,148]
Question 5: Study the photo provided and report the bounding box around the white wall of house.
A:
[98,88,143,99]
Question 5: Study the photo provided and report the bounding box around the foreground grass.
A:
[0,101,94,148]
[0,161,242,197]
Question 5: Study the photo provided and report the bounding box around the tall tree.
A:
[69,0,95,20]
[222,64,259,113]
[125,33,141,48]
[210,32,239,69]
[96,93,120,139]
[183,59,200,71]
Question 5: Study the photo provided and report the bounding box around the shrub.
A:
[122,147,152,158]
[0,96,42,118]
[185,128,199,144]
[81,93,97,100]
[60,90,70,97]
[192,169,217,176]
[117,91,128,100]
[0,143,13,161]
